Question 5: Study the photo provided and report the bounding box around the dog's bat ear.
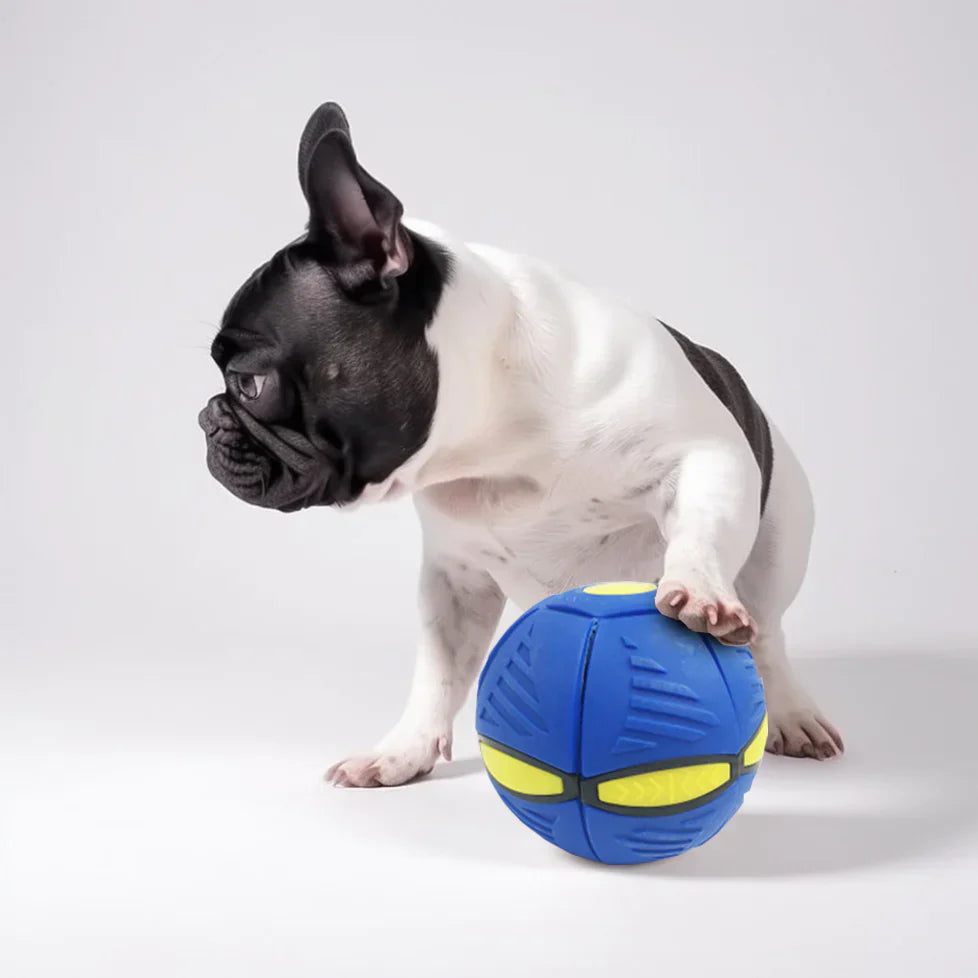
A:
[297,102,412,285]
[297,102,351,187]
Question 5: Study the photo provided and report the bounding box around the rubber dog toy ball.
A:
[476,582,767,865]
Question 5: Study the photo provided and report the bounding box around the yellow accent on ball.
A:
[742,714,769,768]
[583,582,657,596]
[479,742,565,796]
[597,762,731,807]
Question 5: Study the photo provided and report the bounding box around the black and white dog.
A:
[199,102,843,787]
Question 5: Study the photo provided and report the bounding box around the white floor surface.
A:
[3,638,976,978]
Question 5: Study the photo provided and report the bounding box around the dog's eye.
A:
[230,372,267,400]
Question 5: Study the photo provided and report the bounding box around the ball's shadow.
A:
[329,653,978,877]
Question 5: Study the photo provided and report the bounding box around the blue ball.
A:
[476,582,767,865]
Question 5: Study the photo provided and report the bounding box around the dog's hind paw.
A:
[765,689,844,760]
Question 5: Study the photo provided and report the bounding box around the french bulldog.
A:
[199,102,843,787]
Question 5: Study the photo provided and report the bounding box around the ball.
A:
[476,582,767,864]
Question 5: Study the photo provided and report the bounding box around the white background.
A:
[3,2,977,976]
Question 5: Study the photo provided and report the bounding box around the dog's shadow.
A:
[329,653,978,877]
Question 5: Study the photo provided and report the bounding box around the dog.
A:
[199,101,843,787]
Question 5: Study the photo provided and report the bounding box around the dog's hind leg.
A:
[736,423,843,759]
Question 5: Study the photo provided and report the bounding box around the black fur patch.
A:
[659,321,774,513]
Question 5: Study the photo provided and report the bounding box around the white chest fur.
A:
[417,473,669,609]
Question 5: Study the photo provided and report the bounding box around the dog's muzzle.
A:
[198,395,351,511]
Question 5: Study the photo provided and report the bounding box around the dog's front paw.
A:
[325,731,452,788]
[655,578,757,646]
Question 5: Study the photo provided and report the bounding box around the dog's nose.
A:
[198,396,224,436]
[198,408,216,435]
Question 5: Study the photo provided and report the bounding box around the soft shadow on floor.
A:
[329,652,978,876]
[424,756,486,781]
[644,651,978,878]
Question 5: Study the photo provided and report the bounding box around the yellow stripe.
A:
[597,762,731,807]
[742,713,768,768]
[583,582,657,595]
[479,742,565,796]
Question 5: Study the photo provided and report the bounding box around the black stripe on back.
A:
[659,320,773,514]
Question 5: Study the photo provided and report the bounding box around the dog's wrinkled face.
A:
[199,103,448,511]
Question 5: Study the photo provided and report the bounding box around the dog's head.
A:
[199,103,449,511]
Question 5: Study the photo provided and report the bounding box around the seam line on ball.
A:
[575,619,602,862]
